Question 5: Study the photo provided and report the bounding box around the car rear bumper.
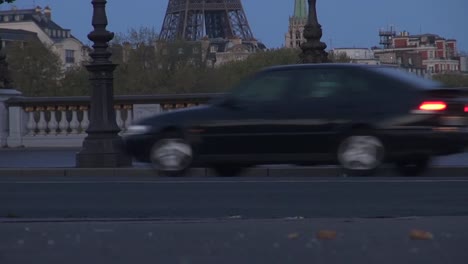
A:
[382,128,468,158]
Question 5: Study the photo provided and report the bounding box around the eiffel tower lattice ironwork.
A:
[160,0,255,41]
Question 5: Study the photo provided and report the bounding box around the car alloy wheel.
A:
[338,135,384,174]
[151,138,193,174]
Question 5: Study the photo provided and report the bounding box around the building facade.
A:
[0,6,87,68]
[374,30,460,74]
[330,48,380,65]
[285,0,307,49]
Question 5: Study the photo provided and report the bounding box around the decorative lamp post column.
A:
[76,0,131,167]
[300,0,328,63]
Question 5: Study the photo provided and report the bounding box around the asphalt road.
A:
[2,217,468,264]
[2,176,468,219]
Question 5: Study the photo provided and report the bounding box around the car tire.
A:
[150,133,193,177]
[337,132,385,177]
[212,165,243,177]
[395,157,430,176]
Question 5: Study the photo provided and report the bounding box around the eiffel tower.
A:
[160,0,255,41]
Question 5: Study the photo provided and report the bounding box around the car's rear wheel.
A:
[395,156,430,176]
[337,133,385,176]
[150,135,192,177]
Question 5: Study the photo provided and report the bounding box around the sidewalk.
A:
[0,147,468,177]
[1,147,467,168]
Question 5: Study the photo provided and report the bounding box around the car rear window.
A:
[370,67,443,89]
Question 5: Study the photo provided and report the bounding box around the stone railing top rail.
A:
[6,93,226,107]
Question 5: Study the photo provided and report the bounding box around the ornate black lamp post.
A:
[76,0,131,167]
[300,0,328,63]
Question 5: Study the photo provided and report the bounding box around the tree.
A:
[5,40,62,96]
[433,73,468,88]
[0,0,15,4]
[328,51,352,63]
[59,65,89,96]
[199,48,300,92]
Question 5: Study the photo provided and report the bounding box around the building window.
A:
[408,58,413,65]
[210,45,217,53]
[14,15,20,21]
[65,50,75,63]
[295,31,301,40]
[178,48,184,55]
[3,16,9,22]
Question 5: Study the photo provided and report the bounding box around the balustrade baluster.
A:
[47,106,58,135]
[123,105,133,130]
[69,106,80,134]
[80,106,90,133]
[58,106,69,135]
[36,106,47,135]
[25,106,36,136]
[114,105,124,130]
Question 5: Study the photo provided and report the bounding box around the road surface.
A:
[2,176,468,219]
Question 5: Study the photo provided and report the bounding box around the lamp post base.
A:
[76,134,132,168]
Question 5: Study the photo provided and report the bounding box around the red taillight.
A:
[418,101,447,111]
[464,106,468,112]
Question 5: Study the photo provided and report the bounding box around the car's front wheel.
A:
[150,135,193,177]
[337,133,385,176]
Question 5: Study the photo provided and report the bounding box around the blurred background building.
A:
[284,0,307,49]
[373,27,461,75]
[0,6,87,69]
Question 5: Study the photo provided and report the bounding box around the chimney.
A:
[35,6,42,13]
[44,6,52,19]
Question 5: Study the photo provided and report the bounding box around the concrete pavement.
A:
[1,147,468,177]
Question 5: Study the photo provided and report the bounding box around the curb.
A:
[0,166,467,177]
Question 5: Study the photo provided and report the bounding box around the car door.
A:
[281,68,352,159]
[197,70,294,163]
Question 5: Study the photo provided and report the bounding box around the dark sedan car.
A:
[124,63,468,176]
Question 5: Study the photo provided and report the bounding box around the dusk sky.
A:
[2,0,468,52]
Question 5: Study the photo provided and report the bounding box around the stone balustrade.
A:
[1,93,222,148]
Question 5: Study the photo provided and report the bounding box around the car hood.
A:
[137,105,216,127]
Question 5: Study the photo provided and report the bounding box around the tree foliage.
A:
[328,51,352,63]
[0,0,15,4]
[433,73,468,88]
[6,40,62,96]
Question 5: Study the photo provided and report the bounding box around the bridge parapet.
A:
[2,93,222,148]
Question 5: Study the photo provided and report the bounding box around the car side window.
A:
[292,69,347,100]
[229,71,292,103]
[293,68,375,101]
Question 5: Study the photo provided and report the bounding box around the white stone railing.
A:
[1,92,221,148]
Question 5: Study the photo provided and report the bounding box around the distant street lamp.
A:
[300,0,328,63]
[76,0,131,167]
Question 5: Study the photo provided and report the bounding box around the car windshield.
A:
[371,67,444,89]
